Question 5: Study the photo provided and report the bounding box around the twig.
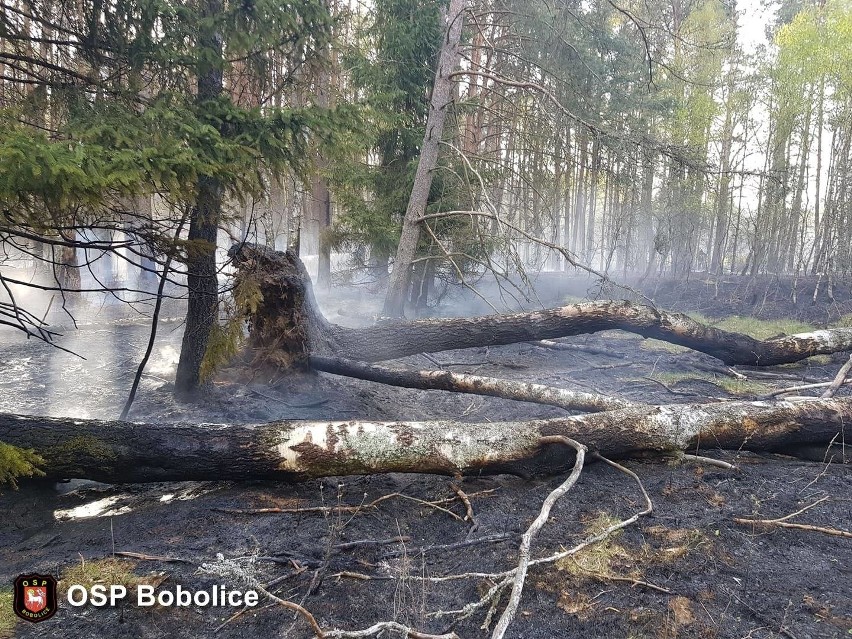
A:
[679,454,738,470]
[733,496,852,538]
[749,496,829,524]
[763,379,852,398]
[213,490,496,519]
[323,622,460,639]
[451,484,475,522]
[120,208,188,420]
[214,602,277,633]
[732,520,852,539]
[113,551,193,563]
[570,562,672,594]
[247,387,330,408]
[721,587,799,639]
[821,354,852,398]
[381,533,515,559]
[491,435,587,639]
[534,340,626,359]
[254,584,325,638]
[334,536,410,551]
[637,376,703,398]
[329,571,393,582]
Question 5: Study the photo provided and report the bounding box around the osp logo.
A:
[12,574,58,622]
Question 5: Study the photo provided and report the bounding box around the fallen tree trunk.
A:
[3,397,848,482]
[230,244,852,368]
[309,356,636,413]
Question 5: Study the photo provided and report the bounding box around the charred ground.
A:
[0,276,851,639]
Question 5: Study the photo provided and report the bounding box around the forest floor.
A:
[0,274,851,639]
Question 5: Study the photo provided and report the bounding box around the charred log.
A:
[230,244,852,368]
[2,397,848,483]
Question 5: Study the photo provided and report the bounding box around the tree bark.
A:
[383,0,466,317]
[2,397,848,482]
[310,356,635,413]
[232,244,852,368]
[174,0,224,394]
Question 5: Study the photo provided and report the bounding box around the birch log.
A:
[2,396,848,483]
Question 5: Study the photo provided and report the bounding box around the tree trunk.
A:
[174,0,224,395]
[383,0,466,317]
[3,397,848,483]
[310,356,635,413]
[232,244,852,368]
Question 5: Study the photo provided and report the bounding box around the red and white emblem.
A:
[13,574,58,622]
[24,586,48,613]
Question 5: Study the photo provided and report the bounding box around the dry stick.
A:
[764,379,852,398]
[679,453,738,470]
[329,571,393,582]
[381,533,515,559]
[569,562,672,594]
[636,376,706,398]
[323,622,460,639]
[733,520,852,539]
[423,453,654,628]
[491,436,587,639]
[750,496,830,524]
[253,584,325,639]
[213,490,495,520]
[534,339,627,359]
[215,602,278,633]
[523,453,653,571]
[737,370,824,383]
[451,484,475,522]
[733,496,852,539]
[214,566,308,634]
[113,551,193,563]
[334,536,410,551]
[822,354,852,398]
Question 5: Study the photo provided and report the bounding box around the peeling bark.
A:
[231,244,852,367]
[2,397,848,482]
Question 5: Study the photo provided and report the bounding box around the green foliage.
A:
[329,0,445,260]
[0,442,45,488]
[0,0,351,240]
[198,273,263,380]
[776,0,852,92]
[200,316,246,382]
[0,96,354,222]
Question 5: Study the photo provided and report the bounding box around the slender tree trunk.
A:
[383,0,466,317]
[174,0,224,395]
[812,76,824,273]
[711,75,735,273]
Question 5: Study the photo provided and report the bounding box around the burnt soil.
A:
[1,275,851,639]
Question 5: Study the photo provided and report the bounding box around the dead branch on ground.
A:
[311,355,636,413]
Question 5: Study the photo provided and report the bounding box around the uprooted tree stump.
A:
[229,243,852,369]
